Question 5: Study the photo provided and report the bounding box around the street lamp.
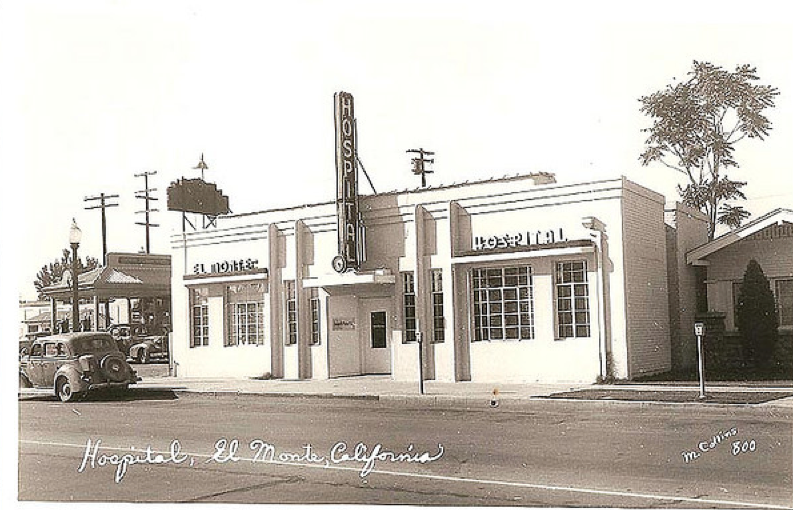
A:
[69,219,82,332]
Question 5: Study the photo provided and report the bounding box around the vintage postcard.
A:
[5,1,793,509]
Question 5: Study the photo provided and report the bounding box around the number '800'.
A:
[731,440,756,456]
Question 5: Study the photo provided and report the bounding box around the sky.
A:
[2,1,792,507]
[2,0,793,304]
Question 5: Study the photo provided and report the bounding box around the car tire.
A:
[56,376,80,403]
[102,355,129,382]
[137,349,150,364]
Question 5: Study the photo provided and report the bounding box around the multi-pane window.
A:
[556,261,590,338]
[431,269,445,343]
[402,272,417,343]
[191,287,209,347]
[471,266,534,341]
[285,281,297,345]
[226,282,265,346]
[775,279,793,328]
[309,289,321,345]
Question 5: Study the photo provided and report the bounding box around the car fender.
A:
[129,343,145,358]
[19,371,33,388]
[54,365,88,393]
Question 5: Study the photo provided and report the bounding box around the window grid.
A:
[471,266,534,342]
[226,283,265,347]
[310,289,321,345]
[431,269,445,343]
[775,279,793,328]
[556,261,590,338]
[285,281,297,345]
[191,287,209,347]
[402,272,417,343]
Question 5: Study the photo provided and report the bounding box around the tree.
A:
[34,249,100,299]
[639,61,779,240]
[735,259,778,368]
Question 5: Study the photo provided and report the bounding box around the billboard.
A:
[166,178,230,216]
[333,91,360,272]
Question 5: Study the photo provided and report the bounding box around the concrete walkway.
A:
[135,374,793,409]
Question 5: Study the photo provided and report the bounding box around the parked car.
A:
[19,332,139,402]
[106,323,151,356]
[129,331,169,364]
[19,331,50,356]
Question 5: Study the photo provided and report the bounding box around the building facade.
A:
[171,174,682,383]
[687,208,793,333]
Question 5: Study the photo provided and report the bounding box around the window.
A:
[285,281,297,345]
[556,261,590,338]
[226,282,265,346]
[732,281,743,328]
[191,287,209,347]
[371,311,387,348]
[471,266,534,341]
[775,279,793,328]
[431,269,445,343]
[309,289,321,345]
[402,272,416,343]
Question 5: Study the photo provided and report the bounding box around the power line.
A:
[134,171,159,253]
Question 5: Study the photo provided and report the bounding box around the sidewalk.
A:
[135,374,793,410]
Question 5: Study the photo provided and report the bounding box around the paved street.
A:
[18,391,793,507]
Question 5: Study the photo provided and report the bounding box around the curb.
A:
[151,387,793,413]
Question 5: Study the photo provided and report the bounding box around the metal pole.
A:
[697,333,706,399]
[71,243,80,332]
[418,332,424,395]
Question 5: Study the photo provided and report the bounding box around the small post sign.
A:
[694,321,706,399]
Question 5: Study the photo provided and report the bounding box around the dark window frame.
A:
[555,260,590,339]
[401,272,417,343]
[471,266,535,342]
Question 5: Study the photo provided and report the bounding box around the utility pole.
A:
[134,171,159,253]
[406,148,435,187]
[84,192,119,266]
[85,192,119,329]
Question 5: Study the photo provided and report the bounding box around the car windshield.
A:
[72,335,117,354]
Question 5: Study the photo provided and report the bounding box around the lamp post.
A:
[69,219,82,332]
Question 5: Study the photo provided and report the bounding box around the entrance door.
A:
[362,300,392,374]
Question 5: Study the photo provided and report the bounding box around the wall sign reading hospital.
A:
[333,91,361,273]
[193,258,260,275]
[473,228,566,251]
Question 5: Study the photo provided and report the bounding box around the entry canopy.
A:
[303,269,395,295]
[40,252,171,301]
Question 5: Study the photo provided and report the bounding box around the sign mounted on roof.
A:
[166,178,230,217]
[333,91,362,273]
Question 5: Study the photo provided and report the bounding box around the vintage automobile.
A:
[19,332,139,402]
[129,331,169,364]
[106,323,150,356]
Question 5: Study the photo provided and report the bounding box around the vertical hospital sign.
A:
[333,91,360,273]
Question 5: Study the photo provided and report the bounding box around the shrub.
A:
[735,259,779,367]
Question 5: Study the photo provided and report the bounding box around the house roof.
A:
[686,208,793,265]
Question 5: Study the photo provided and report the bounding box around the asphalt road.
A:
[18,392,793,508]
